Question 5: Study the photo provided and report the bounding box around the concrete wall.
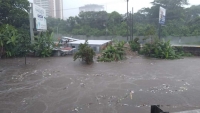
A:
[74,35,200,45]
[57,35,200,45]
[69,44,102,53]
[69,41,112,54]
[173,46,200,56]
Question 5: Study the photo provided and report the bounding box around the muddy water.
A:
[0,56,200,113]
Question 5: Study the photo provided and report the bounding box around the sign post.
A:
[29,3,34,44]
[158,7,166,39]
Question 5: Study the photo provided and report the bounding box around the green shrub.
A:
[174,47,192,57]
[0,24,31,58]
[129,38,140,52]
[73,40,95,64]
[141,39,180,59]
[98,41,126,62]
[32,31,54,57]
[0,24,19,58]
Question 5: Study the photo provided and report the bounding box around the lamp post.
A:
[127,0,129,41]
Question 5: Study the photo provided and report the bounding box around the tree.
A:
[0,0,29,29]
[51,0,200,37]
[0,0,30,58]
[152,0,189,7]
[46,17,68,34]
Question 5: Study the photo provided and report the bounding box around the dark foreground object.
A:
[151,105,200,113]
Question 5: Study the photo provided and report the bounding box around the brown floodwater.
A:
[0,56,200,113]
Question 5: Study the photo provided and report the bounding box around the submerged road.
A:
[0,56,200,113]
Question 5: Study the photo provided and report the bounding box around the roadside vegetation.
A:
[141,39,182,59]
[73,40,95,64]
[31,32,54,57]
[47,0,200,37]
[129,38,140,52]
[97,41,126,62]
[0,0,197,60]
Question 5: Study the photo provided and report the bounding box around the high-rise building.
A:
[79,4,104,13]
[33,0,63,19]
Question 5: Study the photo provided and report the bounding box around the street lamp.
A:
[126,0,129,41]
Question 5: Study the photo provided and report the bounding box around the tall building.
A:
[79,4,104,13]
[33,0,63,19]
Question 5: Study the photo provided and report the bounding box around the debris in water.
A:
[74,108,78,112]
[136,105,141,108]
[63,87,68,90]
[169,90,173,93]
[180,87,187,91]
[185,82,190,86]
[139,89,143,91]
[80,83,85,87]
[123,104,129,106]
[130,90,134,99]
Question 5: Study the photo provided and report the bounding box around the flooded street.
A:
[0,56,200,113]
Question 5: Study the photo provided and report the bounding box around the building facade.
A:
[79,4,104,13]
[34,0,63,19]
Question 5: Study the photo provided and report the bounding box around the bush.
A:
[174,47,192,57]
[141,39,180,59]
[0,24,19,58]
[31,31,54,57]
[129,38,140,52]
[98,41,126,62]
[73,40,95,64]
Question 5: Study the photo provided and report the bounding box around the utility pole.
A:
[26,3,35,65]
[132,7,134,40]
[29,3,34,44]
[57,27,58,35]
[129,11,132,40]
[127,0,129,41]
[158,24,161,39]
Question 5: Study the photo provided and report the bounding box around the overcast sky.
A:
[28,0,199,19]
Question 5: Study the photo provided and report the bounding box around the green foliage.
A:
[129,38,140,51]
[141,39,180,59]
[98,41,126,62]
[45,0,199,37]
[32,32,54,57]
[0,0,29,39]
[73,40,95,64]
[45,0,200,37]
[0,0,30,58]
[174,47,192,57]
[0,0,29,28]
[0,24,19,58]
[46,17,68,35]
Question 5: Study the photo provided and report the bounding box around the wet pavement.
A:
[0,56,200,113]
